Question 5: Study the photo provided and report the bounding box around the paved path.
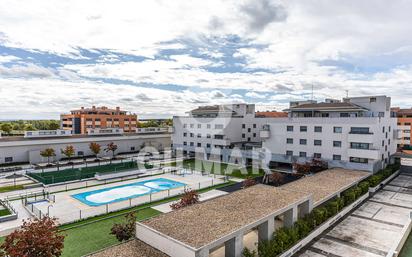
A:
[296,173,412,257]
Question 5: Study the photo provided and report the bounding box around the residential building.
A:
[392,107,412,152]
[60,106,138,134]
[261,96,397,172]
[172,104,279,165]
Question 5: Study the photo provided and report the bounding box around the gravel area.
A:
[88,240,169,257]
[142,184,308,248]
[281,168,369,204]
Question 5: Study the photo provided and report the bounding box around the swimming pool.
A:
[71,178,186,206]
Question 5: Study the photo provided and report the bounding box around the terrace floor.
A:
[296,173,412,257]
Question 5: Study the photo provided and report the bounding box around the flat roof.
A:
[88,239,169,257]
[284,102,369,112]
[281,168,369,205]
[141,168,369,249]
[142,184,309,249]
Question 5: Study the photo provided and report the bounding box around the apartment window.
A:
[300,126,307,132]
[183,132,187,137]
[253,133,256,137]
[207,124,211,129]
[206,143,211,148]
[242,133,246,138]
[77,151,84,156]
[190,124,194,128]
[206,134,211,139]
[197,143,201,147]
[382,126,385,133]
[314,126,322,132]
[131,147,135,151]
[314,140,322,146]
[389,126,391,132]
[388,139,391,145]
[215,124,224,129]
[333,155,341,161]
[286,138,293,144]
[370,97,377,103]
[314,153,322,159]
[334,127,342,133]
[382,140,385,147]
[350,127,371,134]
[286,151,293,156]
[333,141,342,147]
[214,135,224,139]
[287,125,294,132]
[5,157,13,163]
[190,142,194,146]
[300,139,307,145]
[183,142,187,146]
[350,157,368,164]
[299,152,307,157]
[350,142,370,150]
[183,124,187,128]
[340,113,349,117]
[242,124,246,129]
[247,137,251,142]
[197,124,201,129]
[197,133,201,138]
[253,124,256,128]
[190,133,194,137]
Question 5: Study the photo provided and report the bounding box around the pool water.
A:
[71,178,186,206]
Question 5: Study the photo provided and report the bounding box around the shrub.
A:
[294,219,311,238]
[170,189,199,210]
[326,200,340,216]
[242,177,257,188]
[368,174,382,187]
[358,181,370,194]
[242,247,257,257]
[312,207,328,226]
[110,212,136,242]
[343,189,356,205]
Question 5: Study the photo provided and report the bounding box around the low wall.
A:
[369,170,400,194]
[279,193,369,257]
[386,214,412,257]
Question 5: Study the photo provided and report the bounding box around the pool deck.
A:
[296,172,412,257]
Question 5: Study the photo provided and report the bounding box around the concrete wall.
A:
[0,134,171,164]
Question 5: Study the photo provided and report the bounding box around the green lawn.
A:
[28,161,140,184]
[0,185,24,193]
[60,208,160,257]
[0,209,11,217]
[170,159,264,178]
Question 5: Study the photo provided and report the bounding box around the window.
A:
[197,143,201,147]
[350,127,370,134]
[77,151,84,156]
[314,126,322,132]
[333,155,341,161]
[334,127,342,133]
[190,124,194,128]
[253,124,256,128]
[247,137,251,142]
[197,133,201,138]
[183,124,187,128]
[242,133,246,138]
[214,135,224,139]
[300,139,307,145]
[314,140,322,146]
[389,126,391,132]
[183,141,187,146]
[130,147,135,151]
[190,133,194,137]
[198,124,201,129]
[215,124,224,129]
[333,141,342,147]
[206,134,211,139]
[286,151,293,156]
[287,125,294,132]
[253,133,256,137]
[287,138,293,144]
[382,126,385,133]
[300,126,307,132]
[5,157,13,163]
[314,153,322,159]
[207,143,211,148]
[190,142,194,146]
[242,124,246,129]
[183,132,187,137]
[350,142,369,150]
[299,152,307,157]
[370,97,376,103]
[340,113,349,117]
[207,124,211,129]
[248,128,251,133]
[406,122,411,126]
[350,157,368,164]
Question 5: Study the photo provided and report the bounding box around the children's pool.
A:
[71,178,186,206]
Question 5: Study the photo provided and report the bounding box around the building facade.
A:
[60,106,138,134]
[392,107,412,152]
[261,96,398,172]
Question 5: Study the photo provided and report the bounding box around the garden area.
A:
[27,161,150,185]
[169,159,265,179]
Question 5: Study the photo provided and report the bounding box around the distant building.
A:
[392,107,412,151]
[60,106,138,134]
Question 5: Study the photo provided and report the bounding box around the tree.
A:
[61,145,75,163]
[40,148,56,165]
[89,142,101,160]
[170,189,199,210]
[0,123,12,135]
[24,124,35,131]
[105,142,118,161]
[0,216,64,257]
[242,177,257,188]
[110,212,136,242]
[49,122,60,130]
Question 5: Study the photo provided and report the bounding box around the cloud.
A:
[0,64,55,78]
[245,91,267,99]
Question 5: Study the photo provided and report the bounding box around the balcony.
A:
[347,133,374,143]
[347,148,380,160]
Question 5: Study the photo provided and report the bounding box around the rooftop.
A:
[255,111,288,118]
[88,239,169,257]
[284,102,369,112]
[141,168,368,249]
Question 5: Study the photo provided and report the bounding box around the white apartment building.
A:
[172,104,278,165]
[261,96,398,172]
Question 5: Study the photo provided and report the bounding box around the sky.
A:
[0,0,412,119]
